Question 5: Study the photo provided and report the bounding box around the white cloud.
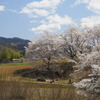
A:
[32,23,61,32]
[31,9,49,16]
[26,0,62,9]
[81,16,100,28]
[47,14,73,25]
[75,0,90,4]
[20,0,63,17]
[0,5,5,11]
[31,14,73,33]
[74,0,100,14]
[74,0,100,27]
[87,0,100,14]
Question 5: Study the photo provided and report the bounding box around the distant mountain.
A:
[0,37,30,55]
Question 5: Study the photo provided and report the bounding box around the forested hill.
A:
[0,37,30,55]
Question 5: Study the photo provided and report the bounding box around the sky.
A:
[0,0,100,40]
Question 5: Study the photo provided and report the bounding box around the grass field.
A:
[0,63,32,74]
[0,62,98,100]
[0,62,32,81]
[0,62,73,86]
[0,63,77,100]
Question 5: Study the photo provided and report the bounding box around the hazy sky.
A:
[0,0,100,40]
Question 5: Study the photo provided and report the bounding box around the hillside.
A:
[0,37,30,55]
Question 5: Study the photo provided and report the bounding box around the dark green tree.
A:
[1,48,11,62]
[0,48,22,62]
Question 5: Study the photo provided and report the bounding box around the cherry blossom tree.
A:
[73,25,100,95]
[60,26,87,59]
[74,51,100,95]
[26,25,100,95]
[26,32,62,68]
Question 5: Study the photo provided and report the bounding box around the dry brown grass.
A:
[0,80,85,100]
[0,64,32,81]
[0,65,32,75]
[0,79,99,100]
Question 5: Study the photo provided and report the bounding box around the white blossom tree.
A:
[26,32,62,69]
[73,25,100,95]
[25,25,100,95]
[74,51,100,95]
[60,26,87,59]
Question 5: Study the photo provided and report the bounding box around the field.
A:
[0,63,98,100]
[0,62,74,87]
[0,63,32,80]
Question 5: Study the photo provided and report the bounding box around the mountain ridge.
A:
[0,36,30,55]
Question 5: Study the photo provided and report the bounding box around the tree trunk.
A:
[47,55,51,69]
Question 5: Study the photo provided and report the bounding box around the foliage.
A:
[60,26,87,59]
[0,36,30,55]
[26,32,62,68]
[0,48,22,62]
